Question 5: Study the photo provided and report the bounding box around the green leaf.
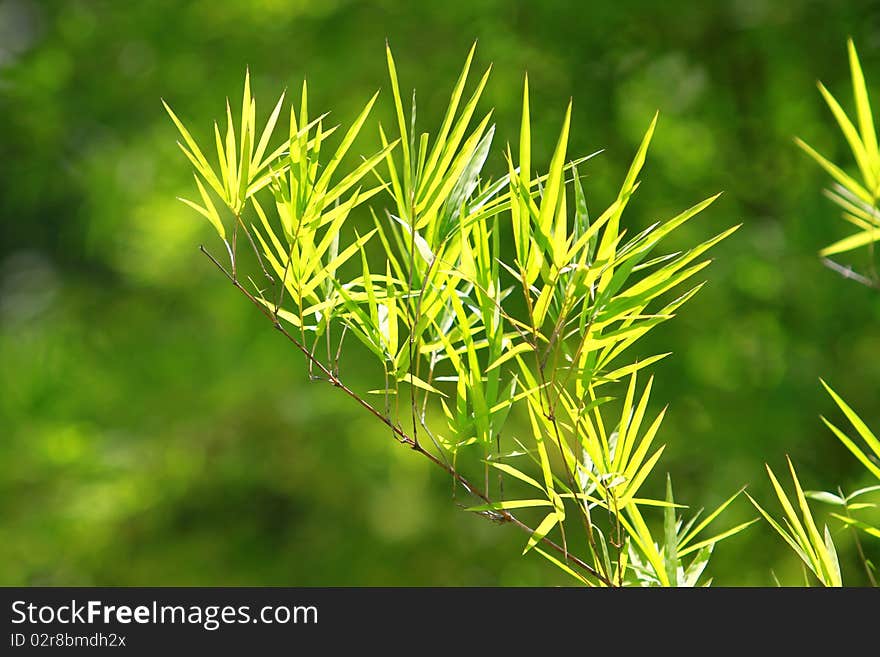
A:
[831,513,880,538]
[804,490,846,506]
[679,487,746,550]
[323,140,399,209]
[821,379,880,476]
[533,547,592,586]
[178,174,226,240]
[848,38,879,164]
[488,461,544,491]
[682,545,713,587]
[421,41,477,186]
[848,484,880,500]
[467,500,552,511]
[765,462,812,557]
[536,100,572,262]
[823,419,880,482]
[253,91,286,170]
[600,353,671,383]
[399,372,448,397]
[823,524,842,586]
[519,74,531,195]
[385,43,411,196]
[752,461,842,587]
[817,81,873,186]
[443,124,495,228]
[819,228,880,256]
[485,341,533,372]
[225,99,238,205]
[300,228,378,299]
[796,137,873,204]
[677,519,758,558]
[315,90,381,196]
[623,504,670,586]
[523,512,559,554]
[664,474,678,586]
[417,68,493,212]
[163,100,213,177]
[746,492,812,566]
[596,112,658,265]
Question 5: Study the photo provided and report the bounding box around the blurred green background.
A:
[2,0,880,586]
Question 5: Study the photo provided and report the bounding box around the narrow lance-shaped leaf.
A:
[848,38,879,165]
[596,112,658,267]
[253,90,287,170]
[315,90,381,196]
[820,379,880,479]
[664,475,678,586]
[816,81,873,187]
[385,43,412,199]
[795,137,873,205]
[421,41,477,185]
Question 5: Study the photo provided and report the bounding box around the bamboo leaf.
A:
[486,341,533,372]
[600,354,671,383]
[421,42,477,185]
[817,81,873,186]
[399,372,448,397]
[253,91,287,170]
[848,38,879,164]
[746,492,812,567]
[821,417,880,480]
[848,484,880,500]
[824,524,842,586]
[682,545,713,587]
[623,504,669,586]
[316,90,380,195]
[664,474,678,586]
[765,463,814,562]
[597,113,658,264]
[163,100,214,178]
[677,519,759,558]
[533,548,592,585]
[819,228,880,256]
[795,137,873,204]
[523,512,559,554]
[488,461,544,491]
[519,75,531,200]
[821,379,880,468]
[385,43,411,195]
[467,500,552,511]
[679,487,747,550]
[536,101,572,262]
[831,513,880,538]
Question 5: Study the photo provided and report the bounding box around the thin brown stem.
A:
[520,266,607,581]
[200,244,610,586]
[231,218,239,280]
[237,212,275,284]
[406,209,420,448]
[842,492,878,586]
[821,257,880,290]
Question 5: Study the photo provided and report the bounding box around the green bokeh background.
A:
[2,0,880,586]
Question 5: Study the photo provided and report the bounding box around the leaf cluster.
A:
[167,44,749,586]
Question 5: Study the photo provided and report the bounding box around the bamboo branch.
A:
[200,244,610,586]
